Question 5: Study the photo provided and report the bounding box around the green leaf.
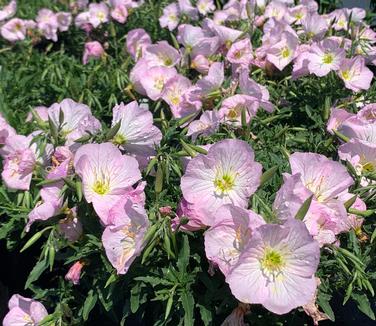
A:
[177,234,190,273]
[83,289,98,321]
[351,293,375,320]
[317,293,335,321]
[130,283,141,313]
[198,304,212,326]
[25,257,48,289]
[260,166,278,186]
[181,290,194,326]
[295,195,313,220]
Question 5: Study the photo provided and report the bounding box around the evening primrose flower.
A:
[204,204,265,276]
[143,41,181,68]
[111,101,162,168]
[88,2,109,28]
[0,0,16,22]
[159,3,180,31]
[186,110,220,141]
[140,66,177,101]
[3,294,48,326]
[226,220,320,315]
[307,39,345,77]
[74,143,141,224]
[338,56,373,92]
[181,139,262,221]
[0,113,16,145]
[102,199,149,274]
[126,28,152,60]
[226,38,253,68]
[1,18,28,42]
[266,31,298,71]
[197,0,215,15]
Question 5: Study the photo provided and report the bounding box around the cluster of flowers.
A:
[1,0,376,324]
[0,1,142,64]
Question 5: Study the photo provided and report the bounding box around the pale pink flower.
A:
[266,31,298,71]
[338,56,373,92]
[301,13,328,40]
[186,110,220,141]
[74,143,141,225]
[195,62,224,96]
[205,204,265,276]
[226,38,253,67]
[1,18,27,42]
[197,0,215,15]
[0,0,16,22]
[159,3,180,31]
[1,135,36,191]
[203,18,242,48]
[338,138,376,186]
[219,94,258,127]
[191,55,210,74]
[289,152,353,203]
[338,192,366,234]
[143,41,181,67]
[102,199,149,274]
[161,74,192,112]
[301,0,318,13]
[171,198,207,231]
[129,58,149,95]
[178,0,198,20]
[47,146,73,181]
[36,9,59,42]
[111,101,162,168]
[56,12,72,32]
[181,139,262,222]
[26,185,63,231]
[140,66,177,100]
[307,39,345,77]
[292,44,311,79]
[326,107,353,135]
[288,5,308,24]
[88,2,109,28]
[226,220,320,315]
[65,261,84,285]
[48,98,101,146]
[3,294,48,326]
[264,1,289,21]
[126,28,151,60]
[83,41,105,64]
[74,12,92,32]
[0,114,16,145]
[111,4,128,23]
[58,211,83,242]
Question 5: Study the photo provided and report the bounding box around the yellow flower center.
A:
[363,162,374,173]
[154,78,164,90]
[92,180,110,195]
[168,94,180,106]
[261,248,285,272]
[97,12,106,22]
[112,133,126,145]
[341,70,351,80]
[322,53,334,64]
[227,109,238,119]
[214,173,235,194]
[281,47,291,59]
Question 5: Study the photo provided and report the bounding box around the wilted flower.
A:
[65,261,84,285]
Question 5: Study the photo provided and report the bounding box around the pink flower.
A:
[307,39,345,77]
[218,94,258,127]
[111,101,162,168]
[143,41,181,68]
[26,185,63,231]
[195,62,224,96]
[159,3,180,31]
[178,0,198,20]
[36,9,59,42]
[3,294,48,326]
[74,143,141,225]
[289,152,353,203]
[226,220,320,315]
[111,4,128,23]
[83,41,105,64]
[197,0,215,15]
[302,13,328,40]
[338,138,376,186]
[0,113,16,145]
[65,261,84,285]
[0,0,16,22]
[161,74,192,112]
[204,18,242,48]
[126,28,151,60]
[47,146,74,181]
[47,98,101,146]
[1,18,27,42]
[186,110,220,141]
[205,204,265,276]
[171,198,207,231]
[102,199,149,274]
[56,12,72,32]
[191,55,210,74]
[266,32,298,71]
[88,2,109,28]
[338,56,373,92]
[140,66,177,100]
[58,210,83,242]
[1,135,36,191]
[181,139,262,224]
[326,107,353,135]
[264,1,289,21]
[226,38,253,67]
